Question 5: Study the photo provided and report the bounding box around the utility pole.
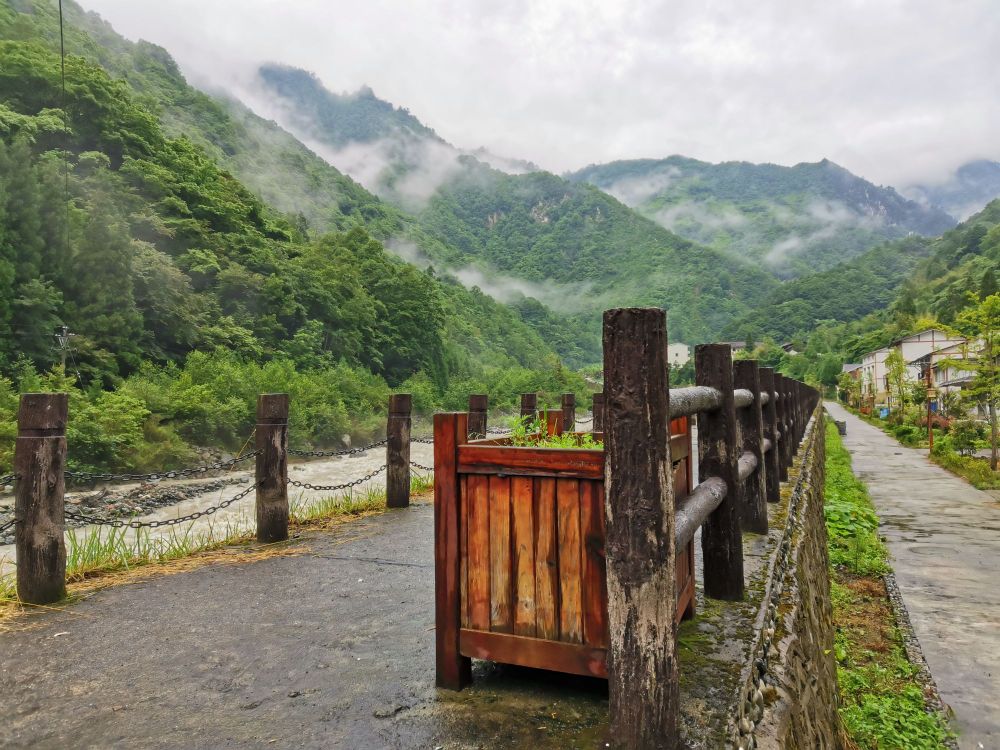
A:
[54,325,76,371]
[926,356,935,454]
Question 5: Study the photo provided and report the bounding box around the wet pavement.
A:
[825,402,1000,749]
[0,502,612,749]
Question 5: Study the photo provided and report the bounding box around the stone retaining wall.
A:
[733,411,843,749]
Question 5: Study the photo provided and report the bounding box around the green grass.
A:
[824,420,890,577]
[0,472,434,606]
[929,448,1000,489]
[825,421,954,748]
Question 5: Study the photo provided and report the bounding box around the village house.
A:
[859,329,967,413]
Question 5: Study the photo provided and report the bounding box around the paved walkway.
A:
[825,402,1000,749]
[0,503,609,749]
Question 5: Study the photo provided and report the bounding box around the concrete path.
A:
[0,502,609,749]
[825,402,1000,749]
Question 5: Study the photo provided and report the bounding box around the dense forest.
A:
[0,12,588,473]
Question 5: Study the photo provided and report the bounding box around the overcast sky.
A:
[81,0,999,187]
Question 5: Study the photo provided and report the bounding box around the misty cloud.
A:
[385,238,594,313]
[79,0,1000,189]
[654,201,749,232]
[604,167,682,205]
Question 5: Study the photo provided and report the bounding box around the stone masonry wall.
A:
[731,412,843,750]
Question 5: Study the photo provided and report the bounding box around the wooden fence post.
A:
[759,367,781,504]
[592,391,605,432]
[734,360,767,534]
[603,308,678,749]
[387,393,412,508]
[256,393,289,543]
[561,393,576,432]
[15,393,68,604]
[696,344,744,601]
[468,394,488,438]
[541,409,564,436]
[777,375,792,477]
[434,411,472,689]
[520,393,537,423]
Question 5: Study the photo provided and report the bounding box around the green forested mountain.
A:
[253,65,780,344]
[723,235,934,343]
[774,200,1000,385]
[0,4,606,473]
[567,157,955,278]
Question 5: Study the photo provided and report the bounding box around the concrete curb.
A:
[882,569,960,749]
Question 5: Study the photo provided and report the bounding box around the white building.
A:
[859,329,967,411]
[668,343,691,367]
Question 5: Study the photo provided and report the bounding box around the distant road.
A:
[825,401,1000,749]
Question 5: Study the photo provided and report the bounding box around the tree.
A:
[884,348,910,424]
[947,294,1000,470]
[837,371,861,407]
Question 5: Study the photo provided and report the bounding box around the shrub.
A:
[949,418,986,456]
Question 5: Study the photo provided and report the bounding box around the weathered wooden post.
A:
[561,393,576,432]
[592,391,605,432]
[734,360,767,533]
[696,344,744,601]
[519,392,537,423]
[387,393,412,508]
[15,393,68,604]
[434,411,471,689]
[603,308,678,749]
[468,394,488,438]
[759,367,781,504]
[777,375,792,477]
[256,393,289,543]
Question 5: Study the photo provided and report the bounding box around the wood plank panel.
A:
[557,478,583,643]
[459,629,607,679]
[489,475,513,632]
[467,473,491,630]
[459,444,603,479]
[534,477,559,640]
[460,474,469,628]
[511,477,536,637]
[580,479,608,649]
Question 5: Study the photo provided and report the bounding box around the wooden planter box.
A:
[435,415,694,685]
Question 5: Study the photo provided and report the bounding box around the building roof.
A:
[842,363,862,373]
[889,329,964,347]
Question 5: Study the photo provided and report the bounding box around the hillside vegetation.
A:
[568,156,955,278]
[0,15,589,472]
[255,65,780,344]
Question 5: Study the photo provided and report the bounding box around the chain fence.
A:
[63,481,261,529]
[410,460,434,472]
[0,517,14,535]
[288,438,389,458]
[287,464,388,492]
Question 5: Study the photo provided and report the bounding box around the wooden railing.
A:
[434,308,819,749]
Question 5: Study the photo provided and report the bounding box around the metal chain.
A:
[575,415,594,424]
[0,473,15,486]
[287,464,387,492]
[411,437,435,444]
[410,461,434,472]
[288,438,389,458]
[0,517,15,535]
[63,482,260,529]
[65,452,260,485]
